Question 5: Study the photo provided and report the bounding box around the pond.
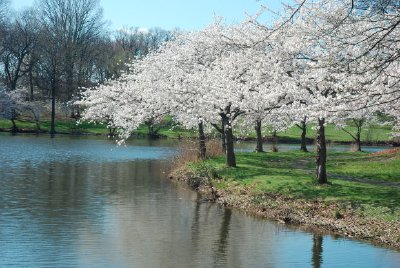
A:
[0,134,399,267]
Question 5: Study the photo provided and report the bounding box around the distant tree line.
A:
[0,0,172,133]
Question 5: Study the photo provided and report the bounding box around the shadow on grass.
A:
[206,152,400,211]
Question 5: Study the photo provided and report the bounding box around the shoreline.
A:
[169,167,400,251]
[0,128,397,147]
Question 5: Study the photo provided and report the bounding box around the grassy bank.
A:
[0,119,109,135]
[0,118,395,145]
[0,118,195,137]
[171,148,400,249]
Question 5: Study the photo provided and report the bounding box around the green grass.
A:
[0,117,394,142]
[0,119,109,134]
[236,122,393,143]
[191,151,400,220]
[133,124,196,138]
[328,151,400,182]
[276,124,392,143]
[0,118,197,137]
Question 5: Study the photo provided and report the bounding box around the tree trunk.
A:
[198,121,206,160]
[315,118,327,184]
[221,120,226,153]
[271,130,278,152]
[255,119,264,153]
[35,120,41,133]
[65,53,74,100]
[50,81,56,136]
[11,117,17,133]
[29,67,34,101]
[355,132,361,152]
[300,119,308,152]
[224,118,236,167]
[354,119,363,152]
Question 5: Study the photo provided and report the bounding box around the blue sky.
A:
[11,0,288,30]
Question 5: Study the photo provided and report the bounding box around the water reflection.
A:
[312,234,323,268]
[0,135,399,267]
[213,208,232,267]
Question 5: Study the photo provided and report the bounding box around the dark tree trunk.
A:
[355,132,361,152]
[35,120,41,133]
[315,118,327,184]
[271,130,278,152]
[224,117,236,167]
[212,104,242,167]
[29,67,34,101]
[11,117,17,133]
[342,118,364,152]
[65,53,74,100]
[145,120,160,139]
[198,121,206,160]
[354,119,363,152]
[300,119,308,152]
[221,120,226,153]
[255,119,264,153]
[50,80,56,136]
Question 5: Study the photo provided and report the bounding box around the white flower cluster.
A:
[78,0,400,140]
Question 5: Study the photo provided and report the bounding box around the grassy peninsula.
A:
[171,148,400,249]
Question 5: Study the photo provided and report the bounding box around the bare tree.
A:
[0,0,9,25]
[0,9,39,91]
[37,0,106,134]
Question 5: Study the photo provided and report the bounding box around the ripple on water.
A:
[0,135,399,268]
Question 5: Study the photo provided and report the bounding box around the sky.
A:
[11,0,288,31]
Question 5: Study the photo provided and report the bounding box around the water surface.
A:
[0,134,398,267]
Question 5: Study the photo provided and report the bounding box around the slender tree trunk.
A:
[198,121,206,160]
[35,120,41,133]
[50,80,56,136]
[300,119,308,152]
[221,120,226,153]
[315,118,327,184]
[145,120,157,138]
[355,119,363,152]
[271,130,278,152]
[224,118,236,167]
[29,67,34,101]
[255,119,264,153]
[65,53,74,100]
[147,122,153,136]
[11,117,17,133]
[355,132,361,152]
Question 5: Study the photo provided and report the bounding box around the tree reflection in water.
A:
[312,234,323,268]
[213,208,232,267]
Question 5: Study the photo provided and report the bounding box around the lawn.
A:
[328,150,400,183]
[190,150,400,221]
[0,118,196,137]
[0,119,109,134]
[276,123,392,143]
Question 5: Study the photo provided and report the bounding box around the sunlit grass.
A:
[192,151,400,221]
[328,150,400,182]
